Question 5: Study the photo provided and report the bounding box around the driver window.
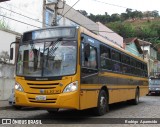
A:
[82,44,97,69]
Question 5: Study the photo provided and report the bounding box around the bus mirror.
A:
[10,41,19,61]
[10,48,14,60]
[84,43,90,58]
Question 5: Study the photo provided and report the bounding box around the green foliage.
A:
[0,20,10,30]
[85,8,160,43]
[107,19,160,43]
[107,21,135,38]
[0,51,10,64]
[87,9,160,24]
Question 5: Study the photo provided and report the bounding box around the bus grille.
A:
[28,97,57,103]
[27,83,59,89]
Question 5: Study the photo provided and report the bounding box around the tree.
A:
[151,10,159,17]
[143,11,152,18]
[0,51,10,64]
[121,13,129,21]
[0,19,10,30]
[131,10,143,19]
[126,8,132,18]
[77,10,88,17]
[110,13,120,22]
[0,9,10,30]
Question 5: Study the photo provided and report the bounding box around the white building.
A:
[0,29,21,64]
[0,0,43,33]
[139,39,158,76]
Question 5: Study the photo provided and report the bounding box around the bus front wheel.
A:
[93,90,109,116]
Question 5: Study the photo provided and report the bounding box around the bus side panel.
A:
[108,89,120,104]
[79,85,99,110]
[108,86,135,104]
[119,86,136,102]
[140,86,149,96]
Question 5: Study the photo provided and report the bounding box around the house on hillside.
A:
[138,39,158,76]
[124,38,143,58]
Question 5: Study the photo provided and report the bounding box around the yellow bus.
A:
[11,26,148,116]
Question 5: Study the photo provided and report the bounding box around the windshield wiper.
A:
[42,37,62,76]
[47,38,63,58]
[45,37,62,51]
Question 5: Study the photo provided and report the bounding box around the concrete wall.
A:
[0,64,15,100]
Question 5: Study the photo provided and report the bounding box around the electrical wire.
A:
[92,0,136,10]
[4,2,40,17]
[0,6,51,27]
[0,14,41,28]
[58,0,80,21]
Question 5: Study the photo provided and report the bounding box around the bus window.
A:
[100,45,112,70]
[82,44,97,69]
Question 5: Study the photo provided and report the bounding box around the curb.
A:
[1,105,13,110]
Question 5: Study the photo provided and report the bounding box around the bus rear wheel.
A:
[131,88,139,105]
[93,90,109,116]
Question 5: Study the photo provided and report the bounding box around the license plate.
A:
[35,95,46,101]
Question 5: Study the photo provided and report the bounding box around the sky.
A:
[65,0,160,15]
[0,0,160,33]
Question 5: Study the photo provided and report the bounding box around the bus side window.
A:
[82,43,97,69]
[87,46,97,68]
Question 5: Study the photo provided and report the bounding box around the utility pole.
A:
[42,0,46,28]
[45,0,65,26]
[51,0,59,26]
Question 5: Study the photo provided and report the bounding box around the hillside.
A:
[106,18,160,44]
[83,9,160,44]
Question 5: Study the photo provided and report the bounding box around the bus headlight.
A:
[15,82,24,92]
[63,81,78,93]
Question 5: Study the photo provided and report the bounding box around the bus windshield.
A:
[16,40,77,77]
[149,79,160,85]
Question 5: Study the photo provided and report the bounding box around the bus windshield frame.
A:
[16,27,78,78]
[149,78,160,85]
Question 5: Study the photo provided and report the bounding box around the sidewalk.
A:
[0,100,12,110]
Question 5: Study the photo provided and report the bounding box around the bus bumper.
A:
[15,91,79,110]
[149,90,160,94]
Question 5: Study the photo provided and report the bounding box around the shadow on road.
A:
[20,101,145,124]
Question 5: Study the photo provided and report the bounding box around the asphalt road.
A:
[1,95,160,126]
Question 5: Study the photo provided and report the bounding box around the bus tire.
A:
[14,105,22,110]
[47,108,59,114]
[131,88,139,105]
[93,90,109,116]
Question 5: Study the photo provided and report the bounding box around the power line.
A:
[0,14,41,28]
[58,0,80,22]
[92,0,137,11]
[0,6,51,27]
[4,2,39,17]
